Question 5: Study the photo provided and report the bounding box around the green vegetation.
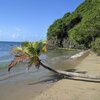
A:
[91,38,100,55]
[47,0,100,49]
[8,41,48,71]
[9,41,100,80]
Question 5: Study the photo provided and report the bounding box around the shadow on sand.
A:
[28,69,100,85]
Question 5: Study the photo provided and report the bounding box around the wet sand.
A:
[33,52,100,100]
[0,51,98,100]
[0,74,54,100]
[0,50,82,100]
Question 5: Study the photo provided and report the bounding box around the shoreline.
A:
[0,50,91,100]
[32,51,100,100]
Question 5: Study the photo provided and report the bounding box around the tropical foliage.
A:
[47,18,67,40]
[8,41,48,71]
[91,38,100,55]
[8,41,100,80]
[47,0,100,48]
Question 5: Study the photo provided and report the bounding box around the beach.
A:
[0,51,100,100]
[33,52,100,100]
[0,76,53,100]
[0,0,99,100]
[0,44,81,100]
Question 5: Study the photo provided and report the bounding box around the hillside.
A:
[47,0,100,49]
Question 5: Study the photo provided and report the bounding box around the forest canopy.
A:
[47,0,100,49]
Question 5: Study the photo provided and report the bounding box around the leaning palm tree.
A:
[8,41,100,80]
[8,41,57,73]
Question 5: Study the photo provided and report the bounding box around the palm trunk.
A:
[56,70,100,80]
[39,61,58,73]
[39,61,100,80]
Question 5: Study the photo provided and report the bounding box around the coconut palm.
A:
[8,41,100,81]
[8,41,57,73]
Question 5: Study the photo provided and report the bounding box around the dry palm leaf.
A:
[8,55,29,72]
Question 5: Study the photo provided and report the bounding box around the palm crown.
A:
[8,41,98,80]
[8,41,48,71]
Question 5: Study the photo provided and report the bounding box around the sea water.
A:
[0,41,79,82]
[0,42,21,77]
[0,41,21,63]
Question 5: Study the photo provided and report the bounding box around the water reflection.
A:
[46,49,80,70]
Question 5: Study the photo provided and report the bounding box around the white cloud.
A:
[11,33,19,39]
[12,34,16,39]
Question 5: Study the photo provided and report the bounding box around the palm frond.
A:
[8,55,29,71]
[21,41,31,48]
[28,55,40,69]
[42,43,48,53]
[28,46,36,55]
[28,57,34,70]
[8,41,48,71]
[12,47,23,55]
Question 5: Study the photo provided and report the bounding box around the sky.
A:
[0,0,84,42]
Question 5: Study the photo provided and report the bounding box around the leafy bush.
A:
[47,0,100,49]
[91,38,100,55]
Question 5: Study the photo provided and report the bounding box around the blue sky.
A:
[0,0,84,42]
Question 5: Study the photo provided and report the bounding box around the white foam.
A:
[70,51,86,59]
